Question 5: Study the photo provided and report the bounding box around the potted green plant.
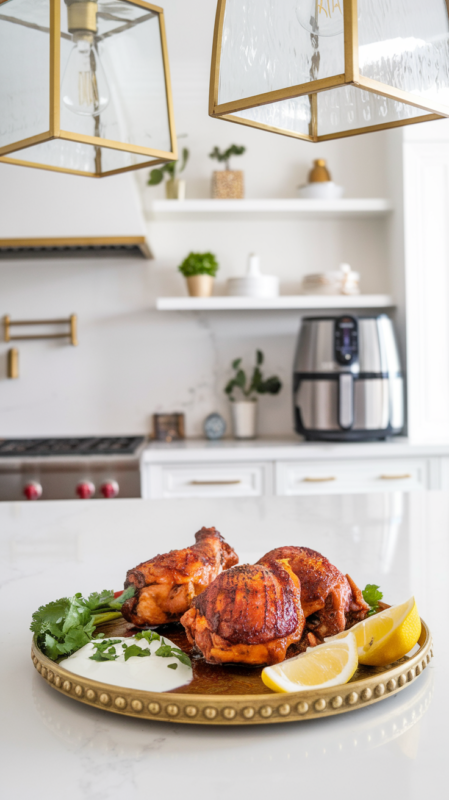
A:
[224,350,282,439]
[147,147,189,200]
[209,144,246,199]
[178,252,219,297]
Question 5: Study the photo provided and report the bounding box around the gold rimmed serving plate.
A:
[31,619,433,726]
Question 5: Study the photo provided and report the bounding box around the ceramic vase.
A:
[166,178,186,200]
[231,400,257,439]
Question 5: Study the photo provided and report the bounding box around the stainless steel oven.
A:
[0,437,145,501]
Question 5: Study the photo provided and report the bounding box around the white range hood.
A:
[0,162,151,257]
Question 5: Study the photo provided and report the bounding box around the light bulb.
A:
[61,33,110,117]
[296,0,344,37]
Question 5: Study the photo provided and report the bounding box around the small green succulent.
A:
[225,350,282,401]
[209,144,246,171]
[147,147,189,186]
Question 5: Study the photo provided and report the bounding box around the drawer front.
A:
[143,462,271,499]
[276,459,428,496]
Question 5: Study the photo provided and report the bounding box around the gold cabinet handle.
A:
[380,474,412,480]
[302,477,336,483]
[189,480,242,486]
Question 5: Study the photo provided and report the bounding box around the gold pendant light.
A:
[209,0,449,142]
[0,0,177,177]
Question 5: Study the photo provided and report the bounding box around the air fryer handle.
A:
[338,374,354,430]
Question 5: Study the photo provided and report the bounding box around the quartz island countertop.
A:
[1,493,446,800]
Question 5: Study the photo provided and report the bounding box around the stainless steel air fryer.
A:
[294,314,404,441]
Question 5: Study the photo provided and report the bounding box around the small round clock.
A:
[204,413,227,441]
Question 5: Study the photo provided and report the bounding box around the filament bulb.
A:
[296,0,344,37]
[61,33,110,117]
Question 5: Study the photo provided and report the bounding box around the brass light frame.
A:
[0,0,177,176]
[209,0,449,142]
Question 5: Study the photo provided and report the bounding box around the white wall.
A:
[0,0,394,438]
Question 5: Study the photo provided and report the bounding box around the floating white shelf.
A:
[147,198,393,221]
[156,295,395,311]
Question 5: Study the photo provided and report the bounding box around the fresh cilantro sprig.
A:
[362,584,383,616]
[30,587,135,662]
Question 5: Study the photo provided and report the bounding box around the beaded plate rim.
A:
[31,619,433,726]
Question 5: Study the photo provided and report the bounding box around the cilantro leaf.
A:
[135,630,160,645]
[362,584,383,615]
[44,633,66,661]
[64,626,93,653]
[122,644,152,662]
[30,598,70,635]
[85,590,115,610]
[89,639,122,662]
[62,595,92,633]
[174,651,192,668]
[154,642,192,669]
[167,663,178,670]
[155,643,173,658]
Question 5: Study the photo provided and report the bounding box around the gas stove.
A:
[0,436,144,458]
[0,436,146,502]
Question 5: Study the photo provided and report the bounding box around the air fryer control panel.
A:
[334,316,358,365]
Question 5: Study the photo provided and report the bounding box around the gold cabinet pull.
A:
[380,474,412,480]
[302,477,336,483]
[189,480,242,486]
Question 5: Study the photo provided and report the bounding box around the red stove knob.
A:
[76,481,95,500]
[23,481,43,501]
[100,480,119,499]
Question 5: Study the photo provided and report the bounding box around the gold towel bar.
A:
[4,315,78,346]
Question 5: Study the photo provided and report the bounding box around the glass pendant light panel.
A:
[233,95,312,137]
[317,84,426,138]
[59,1,172,156]
[0,0,50,149]
[358,0,449,109]
[217,0,344,106]
[11,138,155,175]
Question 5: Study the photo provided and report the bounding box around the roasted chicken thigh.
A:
[257,546,369,639]
[181,560,305,666]
[122,527,238,626]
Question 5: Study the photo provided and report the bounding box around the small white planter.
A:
[231,400,257,439]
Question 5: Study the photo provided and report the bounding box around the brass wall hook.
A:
[4,314,78,346]
[7,348,19,379]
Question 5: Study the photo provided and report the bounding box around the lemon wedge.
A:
[331,597,422,667]
[262,632,358,694]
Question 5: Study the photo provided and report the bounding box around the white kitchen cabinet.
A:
[141,440,449,500]
[142,461,273,499]
[275,458,427,496]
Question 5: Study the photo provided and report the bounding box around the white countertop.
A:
[1,493,446,800]
[143,436,449,462]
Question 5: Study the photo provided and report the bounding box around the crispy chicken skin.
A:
[257,546,369,639]
[122,527,238,627]
[181,560,305,666]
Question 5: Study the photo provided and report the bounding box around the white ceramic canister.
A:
[231,400,257,439]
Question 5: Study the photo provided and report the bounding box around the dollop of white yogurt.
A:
[62,636,193,693]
